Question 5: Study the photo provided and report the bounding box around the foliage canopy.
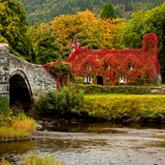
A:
[27,23,62,64]
[100,3,116,19]
[0,0,33,60]
[121,2,165,77]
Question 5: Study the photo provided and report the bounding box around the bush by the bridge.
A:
[0,96,10,117]
[37,87,84,114]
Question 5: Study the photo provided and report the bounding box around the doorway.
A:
[97,76,103,85]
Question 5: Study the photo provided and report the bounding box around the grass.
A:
[85,94,165,98]
[80,94,165,120]
[0,113,36,140]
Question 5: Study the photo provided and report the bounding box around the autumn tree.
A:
[121,2,165,78]
[0,0,33,60]
[28,23,62,64]
[100,3,116,19]
[51,10,124,57]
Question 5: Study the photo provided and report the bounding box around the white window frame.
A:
[119,76,126,83]
[87,65,92,70]
[84,77,87,83]
[84,76,92,83]
[88,76,92,83]
[129,65,134,71]
[106,65,110,69]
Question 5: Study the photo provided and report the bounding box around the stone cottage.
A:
[66,33,161,86]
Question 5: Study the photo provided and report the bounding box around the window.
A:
[119,77,126,83]
[84,76,92,83]
[84,77,87,83]
[88,77,92,83]
[87,65,92,70]
[105,65,110,69]
[129,65,134,71]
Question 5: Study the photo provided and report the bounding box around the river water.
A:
[1,123,165,165]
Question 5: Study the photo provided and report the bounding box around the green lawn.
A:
[82,94,165,120]
[85,94,165,98]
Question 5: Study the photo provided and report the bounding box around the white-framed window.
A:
[119,76,126,83]
[105,65,110,69]
[129,65,134,71]
[87,65,92,70]
[84,76,92,83]
[84,77,87,83]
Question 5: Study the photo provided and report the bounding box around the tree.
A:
[121,2,165,79]
[74,27,104,50]
[0,0,33,60]
[28,23,62,64]
[100,3,117,19]
[51,10,124,57]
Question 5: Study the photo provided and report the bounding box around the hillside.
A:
[17,0,165,25]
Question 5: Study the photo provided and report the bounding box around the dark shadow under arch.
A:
[97,76,103,85]
[10,74,33,112]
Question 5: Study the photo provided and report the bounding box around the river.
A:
[0,123,165,165]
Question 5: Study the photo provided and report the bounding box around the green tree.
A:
[121,3,165,79]
[74,28,104,50]
[100,3,117,19]
[28,23,62,65]
[0,0,33,60]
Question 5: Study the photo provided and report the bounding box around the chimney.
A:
[71,38,81,54]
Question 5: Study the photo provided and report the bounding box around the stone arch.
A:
[10,69,33,98]
[9,69,33,112]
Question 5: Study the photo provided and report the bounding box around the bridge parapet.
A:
[0,44,57,103]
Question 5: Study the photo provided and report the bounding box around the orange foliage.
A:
[50,10,124,53]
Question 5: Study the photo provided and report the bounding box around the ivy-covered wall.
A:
[43,61,71,88]
[67,33,161,86]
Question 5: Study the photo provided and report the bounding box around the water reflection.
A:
[1,136,165,165]
[0,139,109,164]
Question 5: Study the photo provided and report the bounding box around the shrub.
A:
[37,87,84,114]
[0,96,10,117]
[75,76,84,84]
[70,84,155,94]
[0,154,65,165]
[20,153,65,165]
[0,113,36,140]
[0,158,10,165]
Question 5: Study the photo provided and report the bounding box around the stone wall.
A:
[0,44,10,98]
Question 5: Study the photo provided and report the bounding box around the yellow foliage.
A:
[0,115,36,140]
[12,118,36,132]
[50,10,124,53]
[0,158,10,165]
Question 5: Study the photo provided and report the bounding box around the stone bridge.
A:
[0,44,57,111]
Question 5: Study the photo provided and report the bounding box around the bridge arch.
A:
[9,69,33,112]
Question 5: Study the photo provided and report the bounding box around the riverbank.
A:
[0,113,36,141]
[35,90,165,125]
[1,127,165,165]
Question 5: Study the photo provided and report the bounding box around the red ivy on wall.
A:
[43,61,71,88]
[66,33,161,86]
